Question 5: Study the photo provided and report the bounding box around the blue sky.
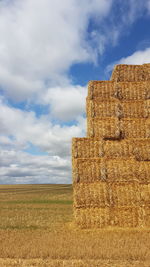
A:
[0,0,150,184]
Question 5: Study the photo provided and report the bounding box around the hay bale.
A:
[73,158,150,184]
[72,138,150,159]
[74,182,110,208]
[107,159,150,183]
[136,162,150,183]
[72,138,131,160]
[110,207,139,227]
[104,139,133,158]
[140,183,150,205]
[88,81,150,100]
[72,138,104,158]
[74,181,141,208]
[110,182,140,206]
[111,64,150,82]
[86,99,149,119]
[87,117,150,140]
[143,206,150,227]
[88,81,116,99]
[86,99,120,118]
[106,159,139,182]
[87,117,121,139]
[122,100,149,118]
[72,158,104,184]
[74,207,110,228]
[120,118,150,138]
[132,139,150,161]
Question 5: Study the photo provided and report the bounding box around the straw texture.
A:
[72,63,150,228]
[88,81,150,100]
[86,99,150,118]
[87,117,121,139]
[72,138,150,159]
[111,64,150,82]
[87,117,150,139]
[72,158,150,184]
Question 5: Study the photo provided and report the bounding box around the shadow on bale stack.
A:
[72,63,150,228]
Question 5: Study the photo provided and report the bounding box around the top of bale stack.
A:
[111,63,150,82]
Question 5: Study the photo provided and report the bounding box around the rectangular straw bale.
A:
[117,81,150,100]
[88,81,150,100]
[73,182,110,208]
[87,117,121,139]
[122,100,150,118]
[132,139,150,161]
[144,99,150,117]
[140,183,150,205]
[106,159,139,182]
[88,81,116,99]
[110,64,150,82]
[86,99,119,118]
[106,159,150,183]
[72,138,150,159]
[110,182,140,206]
[105,138,150,159]
[142,206,150,227]
[72,158,103,184]
[136,162,150,183]
[138,206,150,227]
[74,207,110,228]
[120,118,150,138]
[104,139,133,159]
[72,158,149,184]
[72,137,104,158]
[110,207,139,227]
[87,99,150,119]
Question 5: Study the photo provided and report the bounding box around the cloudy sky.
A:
[0,0,150,184]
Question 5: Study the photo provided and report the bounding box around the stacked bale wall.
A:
[72,63,150,228]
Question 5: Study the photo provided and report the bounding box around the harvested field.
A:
[0,184,150,267]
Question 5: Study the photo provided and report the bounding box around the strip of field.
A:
[0,184,149,266]
[0,259,150,267]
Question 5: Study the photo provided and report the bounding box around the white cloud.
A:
[0,0,112,101]
[117,47,150,65]
[0,149,71,184]
[0,100,85,156]
[41,85,87,121]
[0,99,86,183]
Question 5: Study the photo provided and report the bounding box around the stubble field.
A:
[0,184,150,267]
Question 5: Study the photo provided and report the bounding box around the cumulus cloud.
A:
[0,100,85,156]
[0,98,86,183]
[0,149,71,184]
[0,0,112,101]
[41,85,87,121]
[117,47,150,65]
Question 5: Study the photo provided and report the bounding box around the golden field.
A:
[0,184,150,267]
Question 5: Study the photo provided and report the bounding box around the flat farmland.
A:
[0,184,150,267]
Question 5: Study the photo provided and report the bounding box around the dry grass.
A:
[0,184,150,266]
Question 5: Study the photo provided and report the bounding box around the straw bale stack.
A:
[72,63,150,228]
